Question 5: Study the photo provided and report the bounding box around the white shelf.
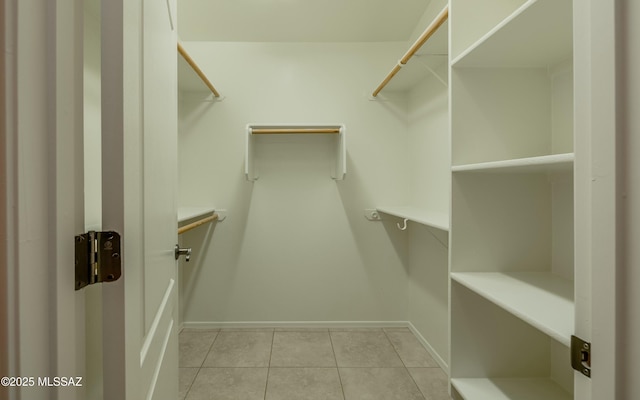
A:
[245,124,346,181]
[178,207,216,223]
[376,206,449,231]
[451,0,573,68]
[452,153,574,173]
[451,272,574,346]
[452,378,572,400]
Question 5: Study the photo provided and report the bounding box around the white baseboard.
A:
[407,321,449,374]
[182,320,410,330]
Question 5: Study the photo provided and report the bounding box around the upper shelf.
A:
[451,0,573,68]
[377,206,449,231]
[177,42,221,97]
[245,124,346,182]
[452,153,574,174]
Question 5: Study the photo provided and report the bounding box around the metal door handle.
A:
[174,244,192,262]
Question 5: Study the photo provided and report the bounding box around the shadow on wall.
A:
[179,220,218,318]
[335,154,409,272]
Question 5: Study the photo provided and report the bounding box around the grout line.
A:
[182,367,201,400]
[263,331,276,400]
[199,331,220,368]
[383,329,408,368]
[383,330,427,400]
[328,331,347,400]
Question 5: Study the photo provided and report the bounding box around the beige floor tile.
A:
[179,368,199,400]
[408,368,452,400]
[385,331,439,367]
[265,368,344,400]
[185,368,268,400]
[270,331,336,367]
[179,331,218,367]
[203,331,273,367]
[339,368,425,400]
[330,331,404,367]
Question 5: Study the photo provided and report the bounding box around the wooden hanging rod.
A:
[178,213,219,235]
[372,5,448,97]
[177,42,221,97]
[251,128,341,134]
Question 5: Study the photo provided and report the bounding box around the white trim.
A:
[145,318,174,400]
[140,279,175,365]
[407,321,449,374]
[182,320,410,330]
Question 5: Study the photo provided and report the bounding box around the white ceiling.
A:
[177,0,432,42]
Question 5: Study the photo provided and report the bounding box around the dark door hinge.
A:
[571,335,591,378]
[75,231,121,290]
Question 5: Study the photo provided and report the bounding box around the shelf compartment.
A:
[452,378,571,400]
[376,206,449,231]
[245,124,346,181]
[451,0,573,68]
[452,153,574,174]
[451,272,573,346]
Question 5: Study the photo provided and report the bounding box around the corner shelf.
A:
[376,206,449,231]
[451,272,574,346]
[451,0,573,68]
[452,378,571,400]
[452,153,574,174]
[244,124,346,181]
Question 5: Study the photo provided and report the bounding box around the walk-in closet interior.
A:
[177,0,450,368]
[84,0,588,398]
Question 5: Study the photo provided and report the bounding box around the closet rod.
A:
[178,214,219,235]
[372,5,448,97]
[251,128,341,134]
[177,43,221,97]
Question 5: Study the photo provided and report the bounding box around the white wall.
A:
[405,62,450,367]
[179,41,413,324]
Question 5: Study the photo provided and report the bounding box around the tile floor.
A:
[179,327,451,400]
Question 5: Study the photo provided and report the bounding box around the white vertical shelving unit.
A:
[449,0,575,398]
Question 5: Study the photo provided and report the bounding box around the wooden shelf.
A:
[451,0,572,68]
[451,272,574,346]
[178,207,216,223]
[452,153,574,174]
[245,124,346,181]
[376,206,449,231]
[452,378,572,400]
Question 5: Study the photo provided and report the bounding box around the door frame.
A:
[2,0,85,399]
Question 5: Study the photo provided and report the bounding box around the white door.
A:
[99,0,179,398]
